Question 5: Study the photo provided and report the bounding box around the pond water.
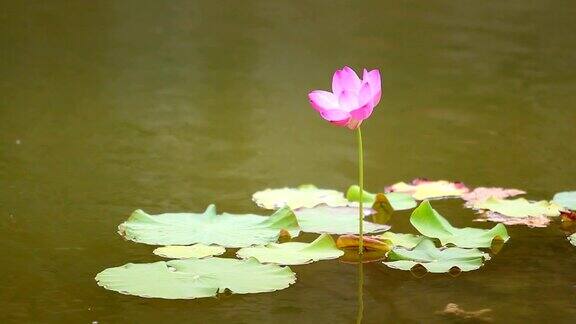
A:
[1,0,576,322]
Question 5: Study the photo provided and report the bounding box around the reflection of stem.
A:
[356,261,364,324]
[357,127,364,255]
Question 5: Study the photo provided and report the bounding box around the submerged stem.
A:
[356,261,364,324]
[357,127,364,255]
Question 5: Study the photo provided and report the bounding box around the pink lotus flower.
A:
[308,66,381,129]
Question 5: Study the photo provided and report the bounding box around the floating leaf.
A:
[569,233,576,247]
[369,193,394,224]
[153,244,226,259]
[336,234,393,252]
[474,212,550,228]
[385,179,469,200]
[411,201,509,248]
[95,258,295,299]
[237,234,343,265]
[462,187,525,205]
[553,191,576,211]
[294,205,389,235]
[334,232,423,251]
[346,185,416,210]
[376,232,425,249]
[252,185,348,210]
[473,197,561,218]
[384,239,490,273]
[384,192,418,211]
[119,205,300,248]
[340,249,388,263]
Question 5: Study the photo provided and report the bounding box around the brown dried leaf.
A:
[336,234,393,252]
[436,303,493,322]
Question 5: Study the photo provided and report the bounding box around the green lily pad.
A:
[411,200,510,248]
[384,239,490,273]
[553,191,576,211]
[294,205,390,235]
[236,234,343,265]
[346,185,417,211]
[95,257,296,299]
[153,244,226,259]
[252,185,349,210]
[119,205,300,248]
[376,232,424,249]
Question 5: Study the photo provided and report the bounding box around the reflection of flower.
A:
[308,66,381,129]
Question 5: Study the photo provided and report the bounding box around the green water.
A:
[1,0,576,322]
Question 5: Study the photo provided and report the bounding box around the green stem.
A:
[357,126,364,255]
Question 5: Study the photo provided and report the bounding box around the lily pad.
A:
[376,232,425,249]
[252,185,348,210]
[119,205,300,248]
[294,205,389,235]
[473,197,562,218]
[474,212,550,228]
[346,185,417,210]
[237,234,343,265]
[384,239,490,273]
[95,257,295,299]
[339,248,388,264]
[385,179,469,200]
[153,244,226,259]
[462,187,525,205]
[369,193,394,224]
[569,233,576,247]
[336,234,393,252]
[553,191,576,211]
[411,200,509,248]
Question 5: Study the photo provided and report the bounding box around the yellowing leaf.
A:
[473,198,562,218]
[336,234,393,252]
[252,185,348,210]
[386,179,469,200]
